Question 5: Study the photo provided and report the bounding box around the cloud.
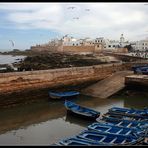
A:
[0,3,148,41]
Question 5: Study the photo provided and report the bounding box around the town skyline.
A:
[0,2,148,50]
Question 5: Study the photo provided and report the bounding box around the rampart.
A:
[0,63,123,95]
[0,61,148,107]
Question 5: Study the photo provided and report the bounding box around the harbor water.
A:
[0,55,26,65]
[0,92,147,145]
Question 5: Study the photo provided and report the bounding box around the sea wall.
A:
[0,61,148,108]
[0,63,125,95]
[1,62,148,95]
[62,46,95,53]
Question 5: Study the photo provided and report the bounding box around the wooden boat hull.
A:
[108,107,148,119]
[66,109,99,120]
[65,100,100,120]
[58,136,103,146]
[104,112,148,122]
[77,130,141,145]
[49,91,80,99]
[87,122,145,137]
[101,116,148,130]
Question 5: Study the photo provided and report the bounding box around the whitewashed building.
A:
[134,39,148,51]
[94,34,130,52]
[62,35,94,46]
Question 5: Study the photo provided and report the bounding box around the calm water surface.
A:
[0,93,147,145]
[0,55,26,64]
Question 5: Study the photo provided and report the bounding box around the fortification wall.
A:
[0,62,147,107]
[0,63,125,95]
[62,46,95,53]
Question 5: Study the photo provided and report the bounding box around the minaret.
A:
[120,34,125,43]
[119,34,125,47]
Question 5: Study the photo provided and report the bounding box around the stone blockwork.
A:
[125,75,148,87]
[62,46,96,53]
[0,63,124,95]
[0,61,148,107]
[1,62,148,95]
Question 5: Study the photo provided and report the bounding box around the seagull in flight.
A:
[85,9,90,11]
[73,17,79,20]
[67,6,76,9]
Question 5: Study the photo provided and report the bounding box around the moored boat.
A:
[87,122,145,138]
[64,100,100,120]
[58,136,104,146]
[48,91,80,99]
[77,130,142,145]
[101,115,148,130]
[104,112,148,122]
[132,65,148,74]
[108,107,148,118]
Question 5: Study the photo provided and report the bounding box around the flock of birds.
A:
[67,6,90,20]
[8,4,148,48]
[8,6,90,48]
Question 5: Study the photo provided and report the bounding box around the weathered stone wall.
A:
[125,75,148,87]
[0,61,148,107]
[0,63,124,95]
[1,62,148,95]
[31,45,96,53]
[62,46,95,53]
[30,46,59,52]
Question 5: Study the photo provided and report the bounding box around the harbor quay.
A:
[0,61,147,108]
[125,75,148,87]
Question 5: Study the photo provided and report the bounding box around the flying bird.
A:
[73,17,79,20]
[67,6,76,9]
[85,9,90,11]
[9,40,15,47]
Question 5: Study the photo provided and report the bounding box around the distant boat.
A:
[108,107,148,118]
[48,91,80,99]
[64,100,100,120]
[77,130,143,145]
[57,136,104,146]
[87,122,145,138]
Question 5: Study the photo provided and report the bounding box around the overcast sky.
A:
[0,2,148,50]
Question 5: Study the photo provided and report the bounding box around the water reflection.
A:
[65,112,93,128]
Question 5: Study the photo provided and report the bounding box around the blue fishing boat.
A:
[77,130,142,145]
[101,115,148,130]
[57,136,105,146]
[139,67,148,75]
[132,65,148,74]
[104,112,148,122]
[64,100,100,120]
[108,107,148,118]
[134,67,148,74]
[87,122,145,138]
[48,91,80,99]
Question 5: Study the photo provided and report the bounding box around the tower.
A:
[120,34,125,43]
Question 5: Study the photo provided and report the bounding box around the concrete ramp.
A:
[82,71,133,98]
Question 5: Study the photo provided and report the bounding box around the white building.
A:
[62,35,94,46]
[134,39,148,51]
[94,34,130,52]
[57,34,131,52]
